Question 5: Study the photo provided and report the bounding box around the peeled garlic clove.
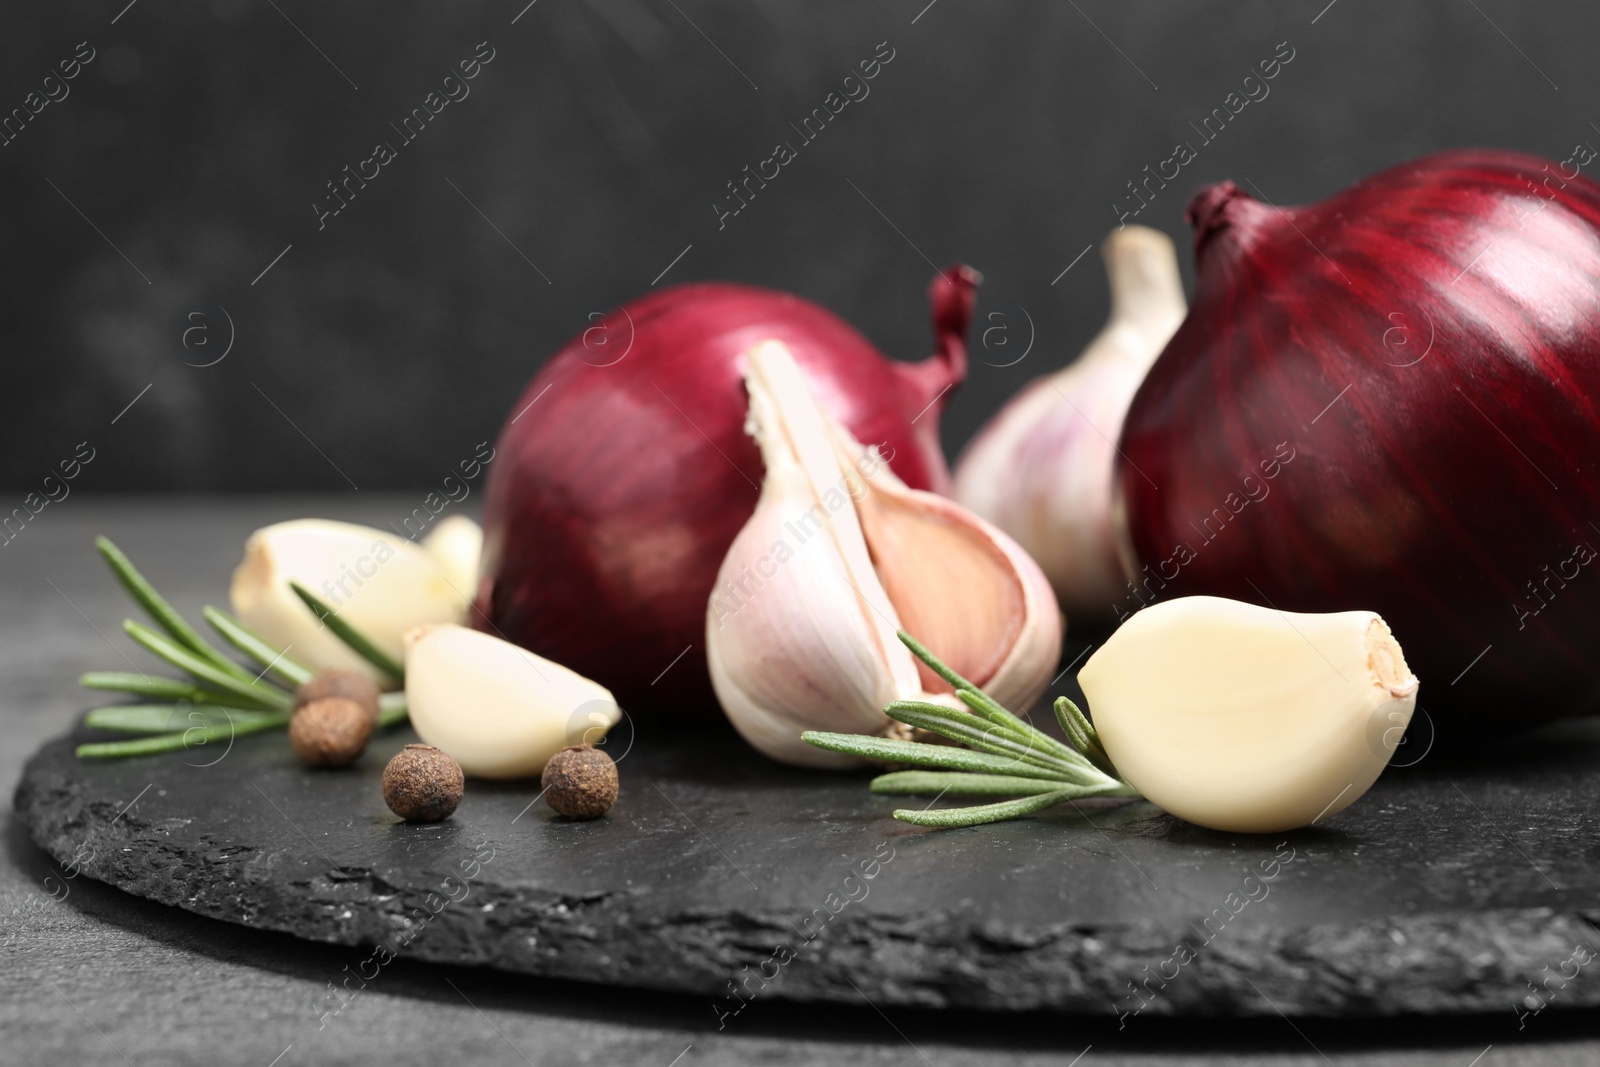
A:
[706,340,1062,767]
[1078,596,1418,833]
[230,519,470,685]
[403,624,621,778]
[423,514,483,603]
[955,226,1186,627]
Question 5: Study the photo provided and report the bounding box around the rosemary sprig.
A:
[76,709,293,758]
[96,536,257,685]
[81,672,252,706]
[85,704,281,733]
[123,620,292,710]
[203,606,313,687]
[799,732,1073,780]
[893,789,1094,829]
[289,582,404,682]
[882,700,1095,781]
[803,632,1142,828]
[74,537,409,759]
[869,771,1072,797]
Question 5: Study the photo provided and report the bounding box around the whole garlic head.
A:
[707,340,1062,768]
[404,624,621,779]
[230,519,470,685]
[955,226,1186,627]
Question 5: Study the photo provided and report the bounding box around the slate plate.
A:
[15,714,1600,1020]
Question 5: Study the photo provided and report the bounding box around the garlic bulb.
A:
[954,226,1186,627]
[1078,596,1418,833]
[422,515,483,603]
[229,519,470,684]
[404,623,621,778]
[706,340,1062,768]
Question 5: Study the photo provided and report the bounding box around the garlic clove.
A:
[230,519,470,685]
[855,485,1022,692]
[825,418,1061,713]
[422,514,483,604]
[706,512,909,768]
[403,623,621,779]
[1077,596,1418,833]
[955,226,1187,627]
[707,339,1062,767]
[707,341,919,768]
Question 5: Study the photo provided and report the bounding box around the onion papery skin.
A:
[1116,149,1600,733]
[478,268,977,717]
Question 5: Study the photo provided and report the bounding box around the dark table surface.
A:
[5,496,1600,1066]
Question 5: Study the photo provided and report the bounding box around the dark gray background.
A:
[1,0,1591,490]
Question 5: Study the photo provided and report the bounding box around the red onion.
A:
[1115,148,1600,733]
[477,267,978,715]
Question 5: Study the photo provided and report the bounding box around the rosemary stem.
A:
[289,582,404,682]
[802,731,1074,781]
[96,536,259,685]
[79,671,268,708]
[892,789,1081,828]
[870,771,1072,797]
[76,709,292,758]
[85,704,279,734]
[203,606,313,687]
[884,703,1091,779]
[123,620,292,711]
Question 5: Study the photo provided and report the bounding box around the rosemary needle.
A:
[804,630,1143,828]
[74,537,411,760]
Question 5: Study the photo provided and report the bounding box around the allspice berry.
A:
[289,696,373,768]
[294,668,380,727]
[383,744,464,822]
[541,744,618,820]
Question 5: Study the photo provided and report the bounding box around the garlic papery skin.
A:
[229,519,470,685]
[403,624,621,778]
[954,226,1186,628]
[1077,596,1419,834]
[706,339,1062,768]
[423,515,483,604]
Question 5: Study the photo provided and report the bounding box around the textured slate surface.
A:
[18,698,1600,1019]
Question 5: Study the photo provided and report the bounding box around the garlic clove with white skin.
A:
[954,226,1187,628]
[403,623,621,778]
[229,519,470,686]
[1077,596,1418,833]
[706,340,1062,768]
[823,409,1060,712]
[422,514,483,604]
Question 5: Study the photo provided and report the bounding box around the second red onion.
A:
[1116,148,1600,733]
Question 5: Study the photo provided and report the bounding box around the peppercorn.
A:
[289,696,373,768]
[294,668,380,727]
[383,744,464,822]
[540,744,618,820]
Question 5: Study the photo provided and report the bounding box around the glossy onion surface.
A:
[479,269,976,716]
[1117,149,1600,732]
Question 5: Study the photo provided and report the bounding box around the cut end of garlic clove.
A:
[1079,596,1418,834]
[404,623,621,779]
[1363,616,1419,699]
